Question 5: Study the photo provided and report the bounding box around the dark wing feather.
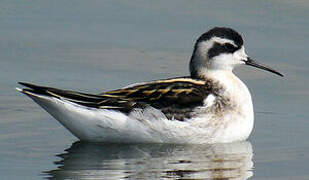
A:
[19,78,215,120]
[19,82,134,111]
[102,78,209,106]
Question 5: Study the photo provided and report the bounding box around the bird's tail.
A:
[17,82,107,107]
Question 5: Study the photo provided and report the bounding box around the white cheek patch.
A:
[209,53,235,70]
[233,46,247,61]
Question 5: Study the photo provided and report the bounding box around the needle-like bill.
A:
[244,57,284,77]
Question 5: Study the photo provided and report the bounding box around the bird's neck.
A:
[198,69,252,105]
[197,68,233,81]
[203,69,253,126]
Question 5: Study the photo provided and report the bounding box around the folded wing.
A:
[19,78,214,120]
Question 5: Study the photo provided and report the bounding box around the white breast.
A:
[200,70,254,143]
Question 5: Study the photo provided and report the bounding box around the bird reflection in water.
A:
[44,141,253,179]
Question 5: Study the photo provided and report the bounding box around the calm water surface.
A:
[1,1,309,179]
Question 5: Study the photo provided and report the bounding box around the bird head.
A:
[190,27,283,78]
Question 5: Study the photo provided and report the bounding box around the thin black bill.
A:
[244,57,284,77]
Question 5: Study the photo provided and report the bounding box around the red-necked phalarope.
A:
[17,27,283,144]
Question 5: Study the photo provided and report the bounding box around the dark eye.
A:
[223,43,237,52]
[224,43,235,49]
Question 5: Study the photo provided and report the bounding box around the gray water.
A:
[1,1,309,179]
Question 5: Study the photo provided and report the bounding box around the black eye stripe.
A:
[208,43,240,59]
[224,43,237,49]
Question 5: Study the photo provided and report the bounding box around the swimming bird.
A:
[17,27,283,144]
